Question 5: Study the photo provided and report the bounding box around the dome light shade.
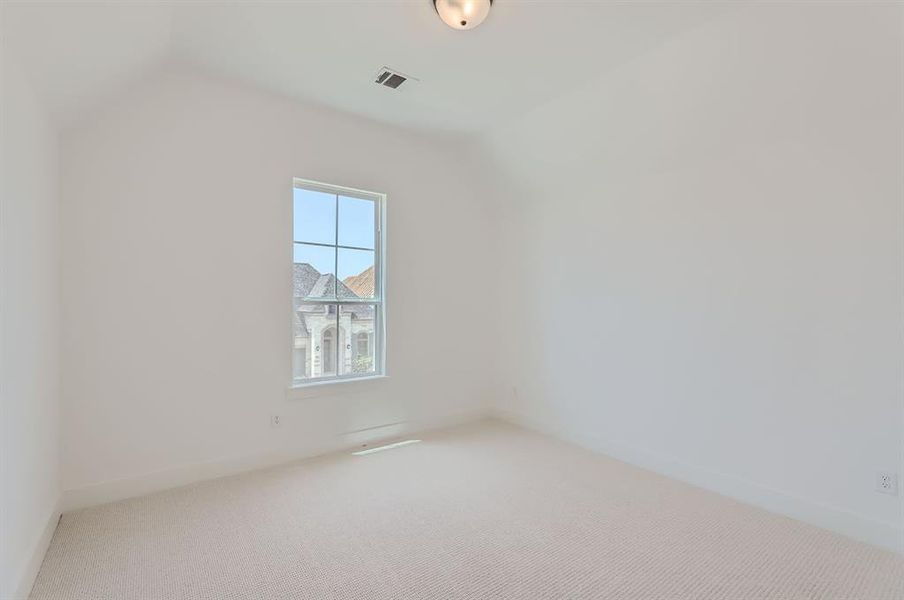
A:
[434,0,492,31]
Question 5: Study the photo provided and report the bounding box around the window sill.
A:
[286,375,388,400]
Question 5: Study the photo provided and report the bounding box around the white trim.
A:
[491,408,904,555]
[286,374,388,400]
[292,177,383,203]
[10,498,61,600]
[61,407,489,512]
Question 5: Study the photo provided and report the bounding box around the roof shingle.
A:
[342,265,375,298]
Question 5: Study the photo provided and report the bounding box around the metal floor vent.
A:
[374,67,416,90]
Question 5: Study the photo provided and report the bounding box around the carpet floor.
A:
[30,421,904,599]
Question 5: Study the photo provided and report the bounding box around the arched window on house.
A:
[356,332,370,358]
[322,327,335,374]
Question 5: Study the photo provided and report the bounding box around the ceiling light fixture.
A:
[433,0,492,31]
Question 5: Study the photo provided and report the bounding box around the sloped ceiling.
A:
[2,1,729,134]
[1,2,174,126]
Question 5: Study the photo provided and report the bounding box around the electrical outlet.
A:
[271,414,282,428]
[876,471,898,495]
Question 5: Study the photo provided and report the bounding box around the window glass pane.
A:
[338,248,375,299]
[338,196,375,250]
[293,302,339,381]
[292,181,383,384]
[294,188,335,245]
[339,304,377,376]
[294,243,336,299]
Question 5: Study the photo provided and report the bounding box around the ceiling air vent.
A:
[374,67,417,90]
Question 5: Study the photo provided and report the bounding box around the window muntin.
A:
[292,180,384,384]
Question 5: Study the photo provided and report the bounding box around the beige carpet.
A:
[30,421,904,599]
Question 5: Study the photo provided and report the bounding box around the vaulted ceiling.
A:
[2,1,730,134]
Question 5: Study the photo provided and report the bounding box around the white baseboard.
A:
[491,407,903,556]
[62,408,489,513]
[10,499,61,600]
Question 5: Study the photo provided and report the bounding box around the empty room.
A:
[2,1,903,598]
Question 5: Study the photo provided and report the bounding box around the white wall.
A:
[1,53,61,598]
[480,3,904,552]
[60,66,495,507]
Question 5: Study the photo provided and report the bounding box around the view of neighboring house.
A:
[342,265,375,298]
[293,263,376,381]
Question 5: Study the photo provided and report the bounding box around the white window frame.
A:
[291,178,386,387]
